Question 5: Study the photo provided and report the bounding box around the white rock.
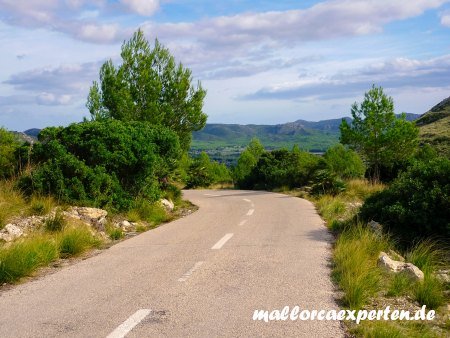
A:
[160,199,174,211]
[75,207,107,220]
[378,252,424,281]
[0,224,23,242]
[5,224,23,238]
[120,220,132,230]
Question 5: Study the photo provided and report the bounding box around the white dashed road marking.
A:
[239,220,247,226]
[211,233,234,250]
[178,261,205,282]
[107,309,151,338]
[246,209,254,216]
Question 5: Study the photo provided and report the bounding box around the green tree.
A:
[0,127,20,179]
[87,29,207,150]
[233,138,264,183]
[324,144,365,179]
[340,85,418,181]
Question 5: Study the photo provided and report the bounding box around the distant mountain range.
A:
[191,113,421,152]
[14,112,431,164]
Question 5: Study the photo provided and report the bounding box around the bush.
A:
[186,152,232,188]
[20,120,181,211]
[0,127,21,179]
[238,148,323,190]
[310,170,346,196]
[360,157,450,244]
[324,144,365,179]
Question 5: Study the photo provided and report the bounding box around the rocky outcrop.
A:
[64,207,108,231]
[378,252,424,281]
[0,224,24,242]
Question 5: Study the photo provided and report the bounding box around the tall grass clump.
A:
[58,225,100,258]
[406,240,446,274]
[343,179,385,200]
[406,241,447,309]
[0,235,58,283]
[28,195,55,216]
[44,210,66,232]
[0,180,26,228]
[414,275,445,309]
[132,199,169,225]
[333,224,390,309]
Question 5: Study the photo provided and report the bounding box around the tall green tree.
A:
[0,127,20,179]
[87,29,207,150]
[340,85,418,181]
[233,138,264,183]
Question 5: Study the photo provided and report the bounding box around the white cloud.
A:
[121,0,159,16]
[441,14,450,27]
[36,92,72,106]
[241,54,450,101]
[76,23,122,43]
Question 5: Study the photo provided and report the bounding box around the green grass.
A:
[135,224,148,233]
[406,241,446,275]
[386,272,413,297]
[106,225,124,240]
[131,200,169,225]
[58,225,100,258]
[0,235,59,283]
[0,180,26,228]
[44,210,66,232]
[414,274,445,309]
[28,195,56,216]
[351,321,439,338]
[333,224,390,309]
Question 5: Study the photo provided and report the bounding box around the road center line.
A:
[107,309,151,338]
[239,220,247,226]
[211,233,234,250]
[246,209,254,216]
[178,261,204,282]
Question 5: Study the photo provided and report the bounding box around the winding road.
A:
[0,190,343,337]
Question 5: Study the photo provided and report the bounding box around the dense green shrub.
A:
[360,157,450,243]
[186,152,232,188]
[238,146,323,190]
[310,169,346,196]
[324,144,365,179]
[0,127,21,179]
[20,120,181,210]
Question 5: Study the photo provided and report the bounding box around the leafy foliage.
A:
[20,120,181,210]
[310,169,346,196]
[340,85,419,181]
[360,157,450,243]
[324,143,365,179]
[186,152,232,188]
[87,29,207,150]
[0,127,21,179]
[237,145,323,190]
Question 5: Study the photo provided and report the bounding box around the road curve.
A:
[0,190,343,337]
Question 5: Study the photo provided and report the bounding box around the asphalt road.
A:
[0,190,343,337]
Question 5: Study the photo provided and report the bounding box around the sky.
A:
[1,0,450,131]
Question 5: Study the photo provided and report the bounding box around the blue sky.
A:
[1,0,450,131]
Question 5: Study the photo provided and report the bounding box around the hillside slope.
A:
[417,96,450,157]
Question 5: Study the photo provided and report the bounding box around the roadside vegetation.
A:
[232,85,449,337]
[0,30,206,285]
